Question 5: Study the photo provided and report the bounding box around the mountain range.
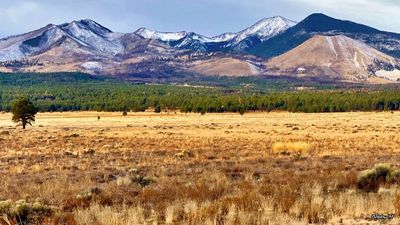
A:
[0,13,399,84]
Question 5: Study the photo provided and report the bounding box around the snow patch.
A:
[209,33,237,42]
[353,52,360,68]
[248,62,261,74]
[135,28,187,42]
[376,69,400,81]
[60,21,123,55]
[325,36,337,58]
[81,61,104,71]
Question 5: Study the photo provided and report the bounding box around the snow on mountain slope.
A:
[134,28,219,52]
[0,25,80,61]
[134,28,188,42]
[0,16,297,61]
[0,24,63,61]
[0,19,125,61]
[134,16,297,51]
[58,20,124,55]
[20,25,68,54]
[1,15,398,84]
[209,33,237,42]
[233,16,297,43]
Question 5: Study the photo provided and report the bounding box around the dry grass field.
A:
[1,111,400,225]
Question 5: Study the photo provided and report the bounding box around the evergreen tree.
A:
[11,97,38,129]
[154,105,161,113]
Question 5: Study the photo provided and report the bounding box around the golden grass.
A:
[1,111,400,224]
[271,141,311,155]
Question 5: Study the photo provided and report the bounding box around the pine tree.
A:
[11,97,38,129]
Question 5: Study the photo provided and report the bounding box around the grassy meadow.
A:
[1,111,400,224]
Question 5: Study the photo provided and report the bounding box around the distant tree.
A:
[11,97,38,129]
[154,105,161,113]
[239,106,246,116]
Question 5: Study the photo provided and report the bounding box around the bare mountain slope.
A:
[266,35,400,83]
[188,57,263,76]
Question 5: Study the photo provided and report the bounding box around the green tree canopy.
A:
[11,97,38,129]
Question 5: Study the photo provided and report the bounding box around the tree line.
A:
[1,72,400,114]
[2,86,400,113]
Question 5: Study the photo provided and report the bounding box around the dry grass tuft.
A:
[272,141,311,155]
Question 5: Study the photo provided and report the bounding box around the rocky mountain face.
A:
[0,14,399,84]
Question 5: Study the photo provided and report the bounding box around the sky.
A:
[0,0,399,38]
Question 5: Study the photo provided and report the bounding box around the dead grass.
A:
[1,111,400,224]
[271,141,312,155]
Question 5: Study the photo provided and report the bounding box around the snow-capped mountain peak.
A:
[78,19,112,33]
[134,28,188,42]
[58,19,123,55]
[233,16,297,43]
[0,16,299,61]
[60,19,113,37]
[133,16,297,52]
[0,19,124,61]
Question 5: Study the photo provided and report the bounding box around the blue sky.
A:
[0,0,399,38]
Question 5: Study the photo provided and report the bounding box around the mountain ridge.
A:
[248,13,400,58]
[0,14,399,84]
[133,16,297,52]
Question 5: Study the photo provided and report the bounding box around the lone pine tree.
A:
[12,97,38,129]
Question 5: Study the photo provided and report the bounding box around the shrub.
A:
[388,169,400,183]
[122,111,128,116]
[357,163,392,192]
[76,187,102,201]
[174,150,194,159]
[374,163,392,178]
[116,173,155,188]
[0,199,54,225]
[132,176,154,187]
[357,169,381,192]
[64,187,104,210]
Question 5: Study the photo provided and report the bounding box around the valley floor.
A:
[1,112,400,224]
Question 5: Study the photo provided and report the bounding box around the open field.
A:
[1,112,400,224]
